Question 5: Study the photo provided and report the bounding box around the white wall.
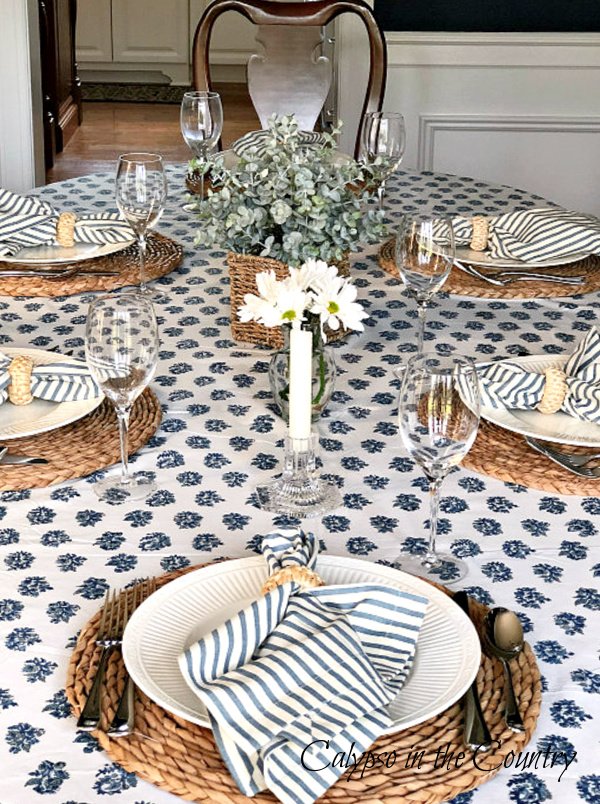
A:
[338,24,600,215]
[0,0,44,191]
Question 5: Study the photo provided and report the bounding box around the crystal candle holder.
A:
[256,433,341,517]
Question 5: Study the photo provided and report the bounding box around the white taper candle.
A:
[288,327,313,442]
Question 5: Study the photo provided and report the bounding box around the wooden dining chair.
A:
[192,0,387,158]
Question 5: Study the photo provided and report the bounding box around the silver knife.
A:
[0,448,48,465]
[453,590,493,751]
[454,261,584,286]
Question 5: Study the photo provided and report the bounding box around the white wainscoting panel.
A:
[337,24,600,214]
[418,115,600,214]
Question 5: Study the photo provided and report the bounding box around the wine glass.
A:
[396,354,480,582]
[361,111,406,213]
[395,216,455,354]
[115,153,167,298]
[85,293,159,503]
[180,90,223,196]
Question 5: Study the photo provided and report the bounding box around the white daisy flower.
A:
[310,279,367,333]
[255,270,281,303]
[271,286,309,328]
[288,258,335,291]
[238,292,275,324]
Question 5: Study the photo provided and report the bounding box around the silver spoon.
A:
[484,607,526,732]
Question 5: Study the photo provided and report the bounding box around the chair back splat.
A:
[192,0,387,158]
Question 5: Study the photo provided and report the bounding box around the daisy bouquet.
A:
[239,259,367,429]
[238,258,367,337]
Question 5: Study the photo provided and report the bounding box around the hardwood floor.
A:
[46,83,259,183]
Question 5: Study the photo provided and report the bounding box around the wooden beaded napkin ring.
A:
[55,212,77,248]
[7,355,35,406]
[261,566,324,595]
[470,215,489,251]
[537,367,568,415]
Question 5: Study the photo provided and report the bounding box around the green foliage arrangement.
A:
[190,114,386,266]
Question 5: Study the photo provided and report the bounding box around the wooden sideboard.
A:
[39,0,82,169]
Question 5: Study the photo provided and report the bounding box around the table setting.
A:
[378,202,600,299]
[0,164,183,298]
[0,102,598,804]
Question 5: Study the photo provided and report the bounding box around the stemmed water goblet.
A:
[395,215,455,353]
[180,90,223,196]
[396,353,481,582]
[85,293,159,503]
[115,152,167,299]
[361,111,406,213]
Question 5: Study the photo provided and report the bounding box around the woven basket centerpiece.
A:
[228,251,350,348]
[189,116,385,348]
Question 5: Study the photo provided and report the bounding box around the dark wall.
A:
[373,2,600,33]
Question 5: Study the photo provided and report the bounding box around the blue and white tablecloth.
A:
[0,166,598,804]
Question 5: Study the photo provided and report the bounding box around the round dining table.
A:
[0,165,597,804]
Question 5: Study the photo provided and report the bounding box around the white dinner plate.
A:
[456,245,587,270]
[480,354,600,447]
[2,239,135,266]
[0,347,104,440]
[122,555,481,734]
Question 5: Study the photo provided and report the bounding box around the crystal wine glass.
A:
[180,90,223,196]
[115,153,167,299]
[85,293,159,503]
[396,353,481,582]
[361,111,406,213]
[395,216,455,354]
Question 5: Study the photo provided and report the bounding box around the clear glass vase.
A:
[269,322,337,423]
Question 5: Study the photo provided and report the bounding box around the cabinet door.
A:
[190,0,256,69]
[75,0,112,62]
[112,0,189,64]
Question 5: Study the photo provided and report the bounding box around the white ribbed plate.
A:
[2,239,135,265]
[480,354,600,447]
[456,246,587,270]
[0,348,103,440]
[122,556,481,734]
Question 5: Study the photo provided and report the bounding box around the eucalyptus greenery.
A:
[190,114,387,266]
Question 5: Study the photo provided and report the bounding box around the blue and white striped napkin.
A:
[479,326,600,423]
[232,129,326,159]
[0,188,133,258]
[179,530,429,804]
[0,352,100,405]
[435,206,600,263]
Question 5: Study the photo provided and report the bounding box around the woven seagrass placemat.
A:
[463,419,600,495]
[0,233,183,298]
[66,564,542,804]
[0,387,161,490]
[378,237,600,299]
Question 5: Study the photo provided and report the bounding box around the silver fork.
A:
[77,589,123,731]
[454,262,585,286]
[525,437,600,477]
[77,580,155,732]
[107,579,156,737]
[0,267,120,279]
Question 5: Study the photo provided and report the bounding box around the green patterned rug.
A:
[82,82,192,104]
